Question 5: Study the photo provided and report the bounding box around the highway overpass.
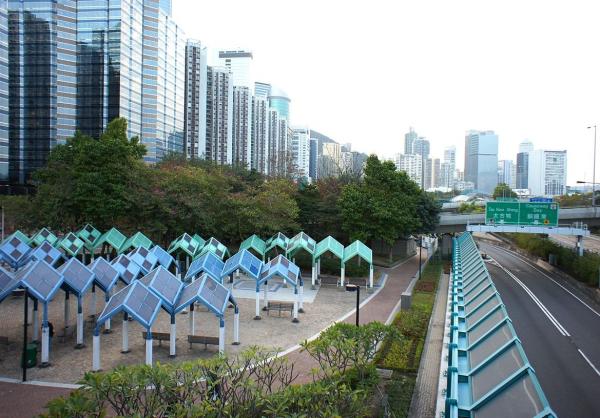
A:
[437,207,600,233]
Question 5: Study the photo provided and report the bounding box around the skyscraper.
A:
[7,0,186,183]
[309,137,318,179]
[404,127,417,154]
[395,153,423,185]
[268,86,290,121]
[254,82,271,98]
[528,150,567,196]
[251,95,268,172]
[464,130,499,194]
[412,137,430,159]
[497,160,514,186]
[292,127,310,180]
[205,66,233,164]
[232,86,252,167]
[516,140,534,189]
[0,0,8,181]
[184,40,208,159]
[218,50,253,90]
[440,146,456,188]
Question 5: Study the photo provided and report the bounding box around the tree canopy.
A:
[492,183,517,199]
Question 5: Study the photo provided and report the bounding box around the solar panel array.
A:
[266,232,289,252]
[150,245,176,270]
[0,267,20,302]
[221,249,262,280]
[97,228,127,251]
[30,240,63,266]
[199,275,230,313]
[128,246,158,274]
[111,255,142,284]
[101,284,131,318]
[88,257,120,292]
[168,233,201,257]
[0,235,32,268]
[119,232,152,254]
[198,237,228,260]
[125,281,162,325]
[19,260,63,302]
[259,254,300,286]
[30,228,58,247]
[78,224,102,248]
[140,266,184,310]
[287,232,316,255]
[58,232,85,257]
[185,251,225,282]
[58,258,95,295]
[175,274,204,310]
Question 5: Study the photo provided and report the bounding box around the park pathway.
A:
[0,252,424,417]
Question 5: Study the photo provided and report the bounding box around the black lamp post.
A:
[345,284,360,326]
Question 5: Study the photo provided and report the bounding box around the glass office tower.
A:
[7,0,185,183]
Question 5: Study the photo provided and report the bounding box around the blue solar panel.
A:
[30,241,62,266]
[88,257,119,293]
[258,255,299,286]
[19,260,63,302]
[124,282,161,326]
[198,276,229,314]
[0,235,32,268]
[111,255,142,284]
[150,245,175,269]
[100,284,131,321]
[221,249,262,280]
[128,246,159,274]
[185,252,224,282]
[140,266,183,310]
[0,266,19,303]
[175,275,204,311]
[58,258,95,295]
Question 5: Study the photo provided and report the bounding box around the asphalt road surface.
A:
[479,242,600,418]
[550,234,600,254]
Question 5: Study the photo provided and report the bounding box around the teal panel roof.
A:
[119,231,152,254]
[77,224,102,250]
[239,234,266,257]
[30,228,58,247]
[168,233,201,257]
[196,237,229,260]
[57,232,85,257]
[265,232,289,253]
[95,228,127,252]
[342,240,372,264]
[314,236,344,260]
[192,234,206,249]
[2,230,30,245]
[286,232,316,258]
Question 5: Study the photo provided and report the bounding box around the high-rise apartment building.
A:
[413,137,430,159]
[498,160,514,186]
[232,86,252,167]
[254,82,271,98]
[266,108,280,175]
[0,0,7,181]
[268,86,290,121]
[251,95,268,172]
[440,146,456,188]
[292,127,310,180]
[395,153,423,186]
[184,40,208,159]
[528,150,567,196]
[277,117,291,175]
[309,137,318,179]
[405,127,417,154]
[516,140,534,189]
[218,50,253,90]
[431,158,441,188]
[319,142,342,178]
[464,130,499,194]
[7,0,186,183]
[205,66,233,164]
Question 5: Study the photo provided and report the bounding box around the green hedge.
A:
[508,233,600,286]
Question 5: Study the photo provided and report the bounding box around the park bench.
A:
[187,335,219,350]
[266,301,294,317]
[142,331,172,346]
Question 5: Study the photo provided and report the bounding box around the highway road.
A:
[478,242,600,418]
[550,233,600,254]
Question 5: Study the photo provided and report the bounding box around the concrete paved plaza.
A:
[0,278,364,383]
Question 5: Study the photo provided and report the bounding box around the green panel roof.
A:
[192,234,206,249]
[95,227,127,251]
[30,228,58,247]
[314,236,344,260]
[286,232,316,258]
[119,231,153,254]
[58,232,85,257]
[265,232,289,253]
[239,234,266,256]
[343,240,372,264]
[196,237,229,260]
[168,233,202,257]
[77,224,102,250]
[3,230,30,245]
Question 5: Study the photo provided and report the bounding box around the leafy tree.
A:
[339,155,439,245]
[492,183,517,199]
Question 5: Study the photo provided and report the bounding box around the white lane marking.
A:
[578,349,600,377]
[489,256,570,337]
[489,244,600,319]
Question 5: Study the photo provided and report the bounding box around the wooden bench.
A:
[142,331,172,346]
[188,335,219,350]
[266,301,294,317]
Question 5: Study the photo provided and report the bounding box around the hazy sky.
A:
[173,0,600,185]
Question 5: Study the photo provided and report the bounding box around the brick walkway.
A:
[408,271,449,418]
[0,253,423,417]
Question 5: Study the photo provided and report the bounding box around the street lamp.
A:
[588,125,597,207]
[345,284,360,326]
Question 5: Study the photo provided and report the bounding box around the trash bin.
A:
[21,343,37,368]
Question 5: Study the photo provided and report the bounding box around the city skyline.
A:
[173,0,600,186]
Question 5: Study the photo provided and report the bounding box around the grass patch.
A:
[384,372,417,418]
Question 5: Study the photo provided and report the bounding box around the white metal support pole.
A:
[90,284,97,318]
[75,298,84,348]
[189,303,195,335]
[578,235,584,257]
[218,317,225,354]
[254,285,261,320]
[311,262,316,289]
[298,280,304,313]
[263,281,268,310]
[92,331,100,371]
[145,332,153,366]
[103,292,112,333]
[292,287,299,323]
[169,315,176,358]
[369,265,374,288]
[121,313,129,353]
[233,306,240,345]
[340,266,345,287]
[27,299,33,325]
[235,268,240,279]
[41,304,49,366]
[32,299,39,342]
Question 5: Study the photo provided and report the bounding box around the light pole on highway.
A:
[588,125,597,207]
